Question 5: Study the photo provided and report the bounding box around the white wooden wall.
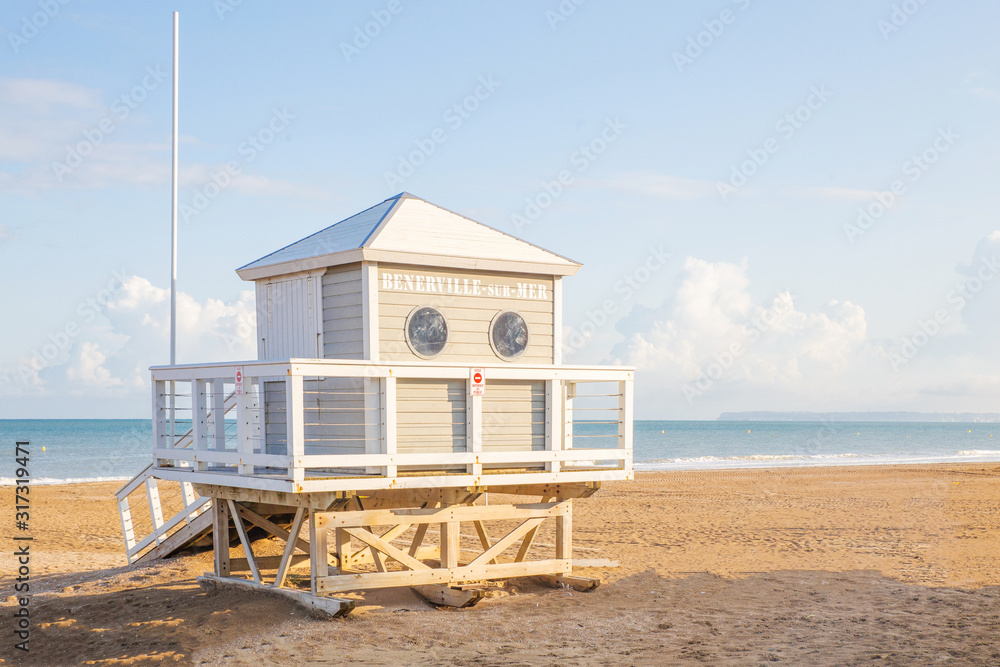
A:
[255,271,323,360]
[482,379,545,453]
[322,265,364,359]
[377,263,554,364]
[395,378,467,455]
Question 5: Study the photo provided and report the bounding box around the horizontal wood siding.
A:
[482,380,545,452]
[258,273,321,360]
[378,264,554,364]
[264,378,372,457]
[396,379,466,454]
[322,265,364,360]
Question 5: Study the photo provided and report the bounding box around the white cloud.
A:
[610,257,872,415]
[3,275,256,400]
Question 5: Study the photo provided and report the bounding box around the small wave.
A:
[635,450,1000,471]
[641,452,869,465]
[0,475,132,486]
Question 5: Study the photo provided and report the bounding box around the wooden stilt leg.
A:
[309,510,329,596]
[335,528,351,573]
[440,521,459,569]
[213,498,230,576]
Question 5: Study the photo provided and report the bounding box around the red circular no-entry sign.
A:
[473,372,483,384]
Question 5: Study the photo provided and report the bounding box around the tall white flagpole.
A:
[170,11,179,366]
[169,12,179,447]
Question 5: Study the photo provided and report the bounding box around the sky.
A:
[1,0,999,419]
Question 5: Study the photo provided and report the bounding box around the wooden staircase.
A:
[116,390,237,564]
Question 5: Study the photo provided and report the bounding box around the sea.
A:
[2,419,1000,485]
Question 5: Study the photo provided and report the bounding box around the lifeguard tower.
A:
[117,193,633,615]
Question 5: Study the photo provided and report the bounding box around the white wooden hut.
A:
[118,193,633,614]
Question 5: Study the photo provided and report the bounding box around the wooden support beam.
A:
[556,499,572,560]
[275,507,306,589]
[213,498,231,576]
[198,575,354,619]
[514,524,540,563]
[316,501,566,529]
[227,500,260,584]
[335,528,352,573]
[236,505,310,553]
[408,523,428,558]
[467,518,546,568]
[317,559,571,594]
[343,527,430,572]
[349,523,412,565]
[440,520,459,569]
[309,510,329,596]
[471,520,496,565]
[232,554,310,572]
[412,584,487,608]
[535,574,600,592]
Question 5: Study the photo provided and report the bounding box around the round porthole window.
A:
[490,310,529,360]
[404,306,449,358]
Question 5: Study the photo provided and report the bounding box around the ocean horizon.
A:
[2,418,999,485]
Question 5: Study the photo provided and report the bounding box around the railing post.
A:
[619,377,633,473]
[212,378,226,455]
[363,374,382,475]
[237,375,257,476]
[545,379,562,473]
[151,379,166,466]
[287,373,305,485]
[192,378,207,471]
[467,379,482,478]
[380,376,397,478]
[563,381,576,449]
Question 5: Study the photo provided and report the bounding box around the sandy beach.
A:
[3,464,999,665]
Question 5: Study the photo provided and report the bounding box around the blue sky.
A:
[2,0,999,419]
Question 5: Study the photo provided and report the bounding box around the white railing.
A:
[150,359,633,493]
[116,391,237,562]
